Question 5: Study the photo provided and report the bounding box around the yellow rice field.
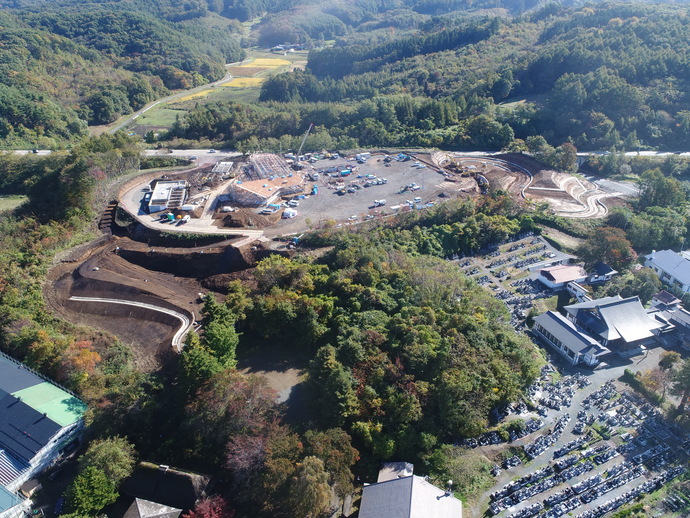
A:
[239,58,291,67]
[176,90,213,102]
[227,77,265,87]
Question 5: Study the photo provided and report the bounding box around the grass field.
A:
[0,195,27,212]
[136,107,186,127]
[127,48,308,134]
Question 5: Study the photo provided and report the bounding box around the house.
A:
[644,250,690,293]
[588,262,617,283]
[651,290,682,310]
[533,311,610,366]
[563,296,664,355]
[359,475,462,518]
[537,264,588,290]
[0,353,86,518]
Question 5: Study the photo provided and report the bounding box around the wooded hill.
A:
[0,3,243,147]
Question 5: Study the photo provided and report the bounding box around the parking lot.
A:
[261,153,476,237]
[463,346,689,518]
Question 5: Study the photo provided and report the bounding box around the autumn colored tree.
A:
[576,226,636,271]
[186,371,278,463]
[183,496,234,518]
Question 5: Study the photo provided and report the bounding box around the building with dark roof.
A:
[359,475,462,518]
[588,262,617,284]
[0,353,86,518]
[533,311,610,366]
[644,250,690,293]
[564,296,664,354]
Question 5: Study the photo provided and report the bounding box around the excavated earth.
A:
[45,234,288,371]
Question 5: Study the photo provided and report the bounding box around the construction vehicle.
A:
[296,123,314,159]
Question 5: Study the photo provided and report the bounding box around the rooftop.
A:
[0,485,22,515]
[0,353,86,464]
[539,264,587,284]
[565,296,664,343]
[534,311,610,357]
[359,475,462,518]
[150,181,186,204]
[652,290,682,307]
[645,250,690,286]
[123,498,181,518]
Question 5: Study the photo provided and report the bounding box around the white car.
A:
[348,215,358,221]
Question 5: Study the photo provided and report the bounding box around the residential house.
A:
[644,250,690,293]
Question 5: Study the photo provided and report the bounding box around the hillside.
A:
[0,4,244,147]
[163,3,690,152]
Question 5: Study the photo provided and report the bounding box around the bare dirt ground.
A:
[45,236,207,370]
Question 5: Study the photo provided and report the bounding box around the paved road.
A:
[69,296,193,352]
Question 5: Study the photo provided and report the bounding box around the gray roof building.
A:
[359,476,462,518]
[123,498,182,518]
[564,296,663,352]
[533,311,610,366]
[644,250,690,293]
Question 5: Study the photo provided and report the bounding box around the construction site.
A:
[48,149,633,377]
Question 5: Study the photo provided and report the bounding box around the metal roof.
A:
[12,382,85,428]
[0,484,22,514]
[566,296,663,343]
[0,391,62,463]
[597,297,664,343]
[534,311,610,357]
[359,476,462,518]
[645,250,690,286]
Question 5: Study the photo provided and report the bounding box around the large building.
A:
[533,311,610,366]
[564,296,664,355]
[227,154,304,206]
[0,353,86,518]
[359,462,462,518]
[644,249,690,293]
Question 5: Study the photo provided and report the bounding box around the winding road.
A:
[69,296,193,352]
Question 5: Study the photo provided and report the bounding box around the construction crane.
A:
[297,123,314,158]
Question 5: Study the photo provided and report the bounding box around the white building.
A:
[148,180,187,213]
[359,463,462,518]
[644,249,690,293]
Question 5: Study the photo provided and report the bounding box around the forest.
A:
[3,1,690,151]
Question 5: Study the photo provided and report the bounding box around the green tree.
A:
[670,359,690,412]
[638,169,686,210]
[79,437,137,487]
[287,456,332,518]
[65,466,118,516]
[203,319,239,368]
